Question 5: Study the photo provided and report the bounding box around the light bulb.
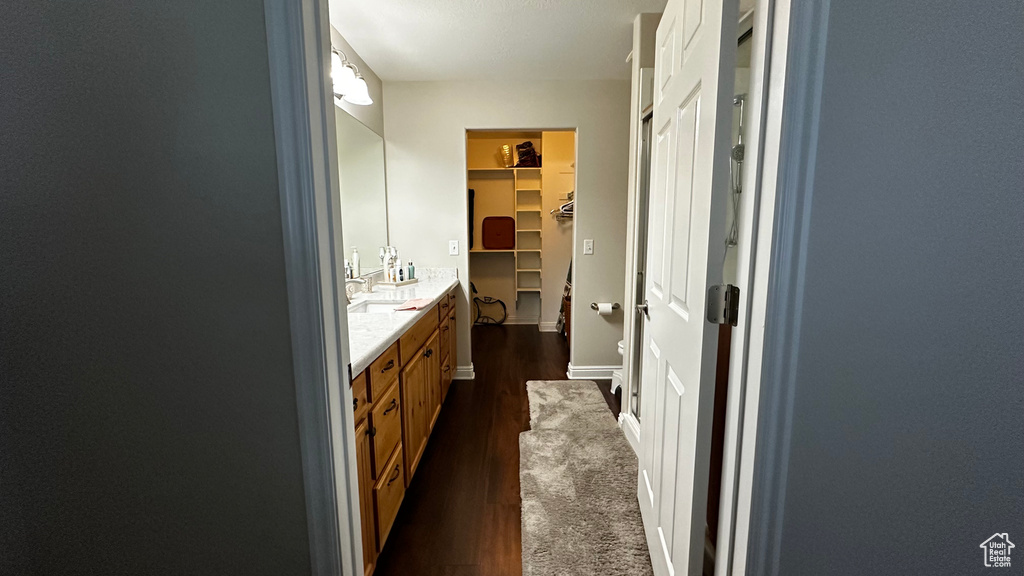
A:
[342,75,373,106]
[331,52,343,79]
[332,58,357,97]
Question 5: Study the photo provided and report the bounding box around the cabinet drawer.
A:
[352,369,370,424]
[369,341,400,401]
[370,380,402,479]
[400,308,439,366]
[438,297,450,324]
[373,446,405,549]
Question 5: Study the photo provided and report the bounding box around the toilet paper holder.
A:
[590,302,621,311]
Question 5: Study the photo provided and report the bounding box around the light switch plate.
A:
[583,239,594,255]
[449,240,459,256]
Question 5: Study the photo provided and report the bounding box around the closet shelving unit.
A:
[513,167,542,305]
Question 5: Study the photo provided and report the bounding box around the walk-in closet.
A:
[466,130,576,329]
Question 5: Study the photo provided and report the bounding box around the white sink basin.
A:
[348,299,403,314]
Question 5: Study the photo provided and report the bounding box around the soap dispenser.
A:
[351,247,360,277]
[407,260,415,280]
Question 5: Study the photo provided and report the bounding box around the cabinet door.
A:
[400,337,429,481]
[441,356,452,402]
[354,419,376,574]
[423,330,442,432]
[448,311,457,379]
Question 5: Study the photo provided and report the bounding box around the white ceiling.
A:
[328,0,671,82]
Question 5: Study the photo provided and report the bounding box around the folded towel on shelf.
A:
[395,298,433,311]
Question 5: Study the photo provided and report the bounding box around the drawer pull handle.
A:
[424,348,433,358]
[386,465,401,486]
[353,397,358,410]
[443,366,450,373]
[382,398,398,415]
[380,359,395,373]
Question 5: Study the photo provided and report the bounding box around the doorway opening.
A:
[465,130,577,349]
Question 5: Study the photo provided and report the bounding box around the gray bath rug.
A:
[527,380,617,432]
[521,381,653,575]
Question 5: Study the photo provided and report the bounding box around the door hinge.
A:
[706,284,740,326]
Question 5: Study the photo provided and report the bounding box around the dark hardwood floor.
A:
[373,325,617,576]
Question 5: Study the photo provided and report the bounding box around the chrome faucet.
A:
[345,278,368,304]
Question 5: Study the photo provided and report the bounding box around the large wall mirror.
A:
[336,109,388,274]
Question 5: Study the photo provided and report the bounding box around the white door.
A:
[637,0,737,573]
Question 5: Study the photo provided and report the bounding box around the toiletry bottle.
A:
[398,266,404,282]
[407,260,415,280]
[351,247,360,277]
[344,259,351,279]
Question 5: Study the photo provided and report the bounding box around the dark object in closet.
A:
[468,189,475,250]
[556,260,573,342]
[514,141,540,167]
[471,282,507,325]
[482,216,515,249]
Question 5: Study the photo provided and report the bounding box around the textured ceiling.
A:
[328,0,670,81]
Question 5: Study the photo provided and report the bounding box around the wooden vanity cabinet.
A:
[354,418,377,576]
[400,326,439,481]
[352,292,458,574]
[352,340,404,576]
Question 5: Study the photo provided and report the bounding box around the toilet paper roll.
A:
[596,302,614,316]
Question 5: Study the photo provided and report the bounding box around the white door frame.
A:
[619,0,798,573]
[260,0,800,573]
[715,0,798,573]
[264,0,362,574]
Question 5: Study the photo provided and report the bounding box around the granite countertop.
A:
[346,275,459,375]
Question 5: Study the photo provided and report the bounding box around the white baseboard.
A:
[619,411,641,456]
[538,321,559,333]
[454,363,475,380]
[566,363,621,380]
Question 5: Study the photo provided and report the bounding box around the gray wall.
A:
[0,2,312,575]
[750,0,1024,574]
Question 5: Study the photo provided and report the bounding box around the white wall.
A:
[383,80,631,373]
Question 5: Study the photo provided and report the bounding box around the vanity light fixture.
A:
[331,47,373,106]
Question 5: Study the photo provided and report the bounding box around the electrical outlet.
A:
[583,239,594,255]
[449,240,459,256]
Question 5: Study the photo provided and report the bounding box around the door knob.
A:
[636,300,650,319]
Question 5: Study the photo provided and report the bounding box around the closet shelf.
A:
[469,249,515,253]
[516,207,542,212]
[517,229,542,233]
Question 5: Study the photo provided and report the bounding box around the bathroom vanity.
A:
[347,276,459,575]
